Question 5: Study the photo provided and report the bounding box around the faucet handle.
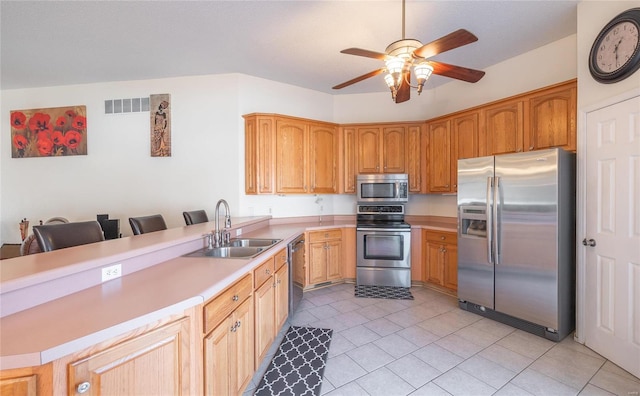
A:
[203,233,214,249]
[222,229,231,245]
[225,215,231,228]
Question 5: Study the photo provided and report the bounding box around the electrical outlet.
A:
[101,264,122,282]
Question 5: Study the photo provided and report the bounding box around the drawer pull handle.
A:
[77,382,91,394]
[232,295,239,302]
[266,269,271,275]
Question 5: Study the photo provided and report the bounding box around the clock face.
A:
[595,21,640,73]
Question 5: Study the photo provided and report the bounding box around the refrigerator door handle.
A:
[486,176,494,264]
[494,176,501,265]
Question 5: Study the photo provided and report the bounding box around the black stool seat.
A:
[33,221,105,252]
[183,210,208,225]
[129,214,167,235]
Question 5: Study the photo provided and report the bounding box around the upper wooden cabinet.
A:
[244,115,275,194]
[356,126,406,174]
[525,82,577,152]
[243,79,576,196]
[244,114,339,195]
[482,99,525,156]
[276,118,308,194]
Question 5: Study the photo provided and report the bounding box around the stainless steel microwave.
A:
[356,174,409,203]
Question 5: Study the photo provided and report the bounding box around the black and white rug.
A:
[254,326,333,396]
[355,284,414,300]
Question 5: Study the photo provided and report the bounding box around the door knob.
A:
[582,238,596,247]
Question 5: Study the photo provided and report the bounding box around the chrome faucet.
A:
[213,199,232,247]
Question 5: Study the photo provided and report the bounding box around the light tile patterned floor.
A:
[245,283,640,396]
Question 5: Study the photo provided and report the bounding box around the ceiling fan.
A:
[332,0,485,103]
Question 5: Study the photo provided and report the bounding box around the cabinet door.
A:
[204,316,232,396]
[483,100,524,156]
[326,240,342,281]
[244,117,258,194]
[426,120,452,193]
[406,125,422,192]
[452,111,479,193]
[342,127,357,193]
[357,127,381,173]
[443,244,458,291]
[382,126,406,173]
[308,242,328,284]
[526,84,576,152]
[254,277,275,367]
[276,118,308,193]
[309,124,338,193]
[274,265,289,330]
[69,318,190,396]
[426,242,444,286]
[232,298,254,395]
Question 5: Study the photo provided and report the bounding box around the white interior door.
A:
[585,95,640,378]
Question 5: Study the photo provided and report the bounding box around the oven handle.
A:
[356,228,411,233]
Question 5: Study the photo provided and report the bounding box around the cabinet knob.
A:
[278,279,282,284]
[232,295,239,302]
[440,236,445,240]
[445,184,449,188]
[77,382,91,394]
[516,148,522,152]
[266,269,271,275]
[236,320,241,328]
[529,146,534,150]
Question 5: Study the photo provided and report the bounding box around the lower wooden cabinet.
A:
[204,298,253,396]
[68,317,191,396]
[423,230,458,291]
[308,229,342,285]
[0,365,51,396]
[254,249,289,368]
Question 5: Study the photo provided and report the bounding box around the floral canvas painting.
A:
[10,105,87,158]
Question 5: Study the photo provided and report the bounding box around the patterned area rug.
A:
[254,326,333,396]
[354,285,414,300]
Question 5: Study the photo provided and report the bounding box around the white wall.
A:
[1,33,578,244]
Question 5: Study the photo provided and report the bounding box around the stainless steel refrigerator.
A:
[457,148,576,341]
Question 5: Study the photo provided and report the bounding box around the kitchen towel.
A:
[254,326,333,396]
[355,285,414,300]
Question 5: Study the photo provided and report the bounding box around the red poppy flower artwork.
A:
[10,105,87,158]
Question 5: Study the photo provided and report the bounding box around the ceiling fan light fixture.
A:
[414,63,434,94]
[384,73,398,100]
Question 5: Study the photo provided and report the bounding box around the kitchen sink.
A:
[227,238,281,247]
[184,246,266,259]
[183,238,282,259]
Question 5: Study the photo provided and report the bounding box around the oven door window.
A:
[363,234,404,260]
[360,183,396,199]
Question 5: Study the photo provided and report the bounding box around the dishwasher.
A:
[288,234,305,315]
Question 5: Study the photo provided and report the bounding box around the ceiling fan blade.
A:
[340,48,389,61]
[395,71,411,103]
[413,29,478,59]
[428,60,485,83]
[332,68,386,90]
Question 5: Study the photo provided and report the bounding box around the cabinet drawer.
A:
[308,229,342,243]
[425,231,457,245]
[254,257,275,289]
[204,274,252,333]
[274,248,287,270]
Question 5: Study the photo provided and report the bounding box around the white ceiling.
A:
[0,1,578,94]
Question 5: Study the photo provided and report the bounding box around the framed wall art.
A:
[10,105,87,158]
[150,94,171,157]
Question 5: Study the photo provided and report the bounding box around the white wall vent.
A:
[105,97,150,114]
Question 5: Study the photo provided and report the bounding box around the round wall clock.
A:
[589,8,640,83]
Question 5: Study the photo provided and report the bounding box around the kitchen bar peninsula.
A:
[0,215,455,394]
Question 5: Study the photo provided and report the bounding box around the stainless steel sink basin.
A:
[183,238,282,259]
[227,238,281,247]
[184,246,267,259]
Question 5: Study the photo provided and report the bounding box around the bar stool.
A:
[129,214,167,235]
[183,210,208,225]
[32,221,105,252]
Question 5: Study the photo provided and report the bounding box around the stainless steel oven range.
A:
[356,204,411,287]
